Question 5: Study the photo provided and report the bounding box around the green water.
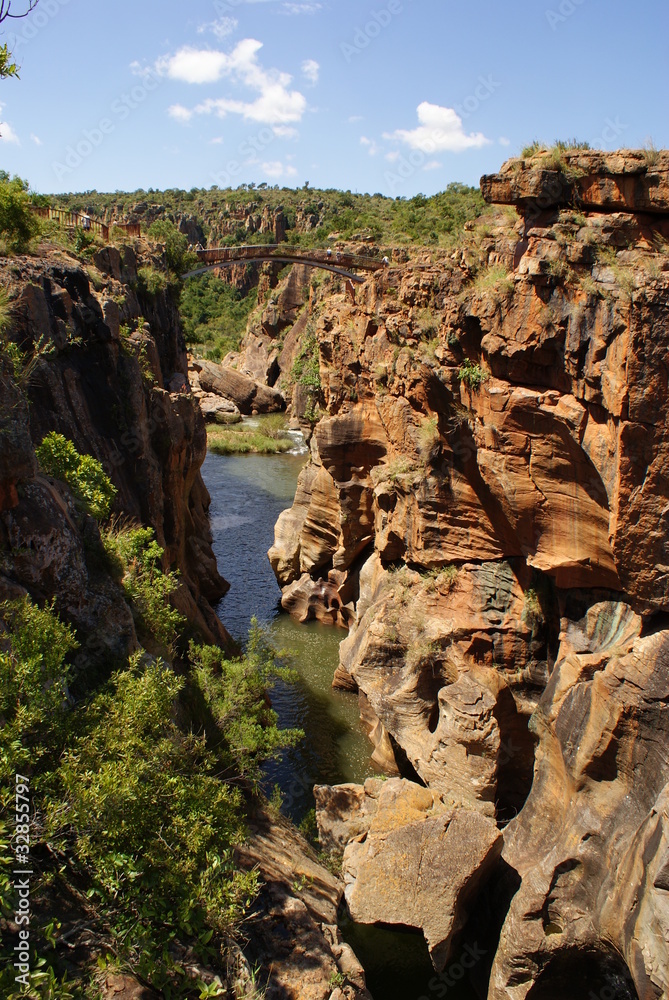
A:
[202,440,377,821]
[202,431,480,1000]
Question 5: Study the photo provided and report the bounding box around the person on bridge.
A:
[82,214,91,232]
[327,248,332,259]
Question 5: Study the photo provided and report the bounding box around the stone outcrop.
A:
[0,247,230,652]
[188,360,242,423]
[192,357,285,414]
[489,602,669,999]
[236,807,372,1000]
[267,151,669,996]
[481,148,669,216]
[315,778,502,972]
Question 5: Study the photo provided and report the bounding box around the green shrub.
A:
[191,619,303,786]
[0,597,78,779]
[457,359,489,390]
[0,174,41,254]
[137,265,167,297]
[291,332,321,389]
[47,656,258,970]
[147,219,195,276]
[36,432,117,520]
[103,525,184,651]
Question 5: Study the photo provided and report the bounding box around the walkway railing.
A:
[193,244,386,272]
[31,206,110,241]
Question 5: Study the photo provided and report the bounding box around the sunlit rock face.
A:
[271,152,669,996]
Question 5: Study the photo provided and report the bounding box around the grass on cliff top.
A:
[207,413,293,455]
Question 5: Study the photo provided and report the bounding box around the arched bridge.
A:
[182,244,388,283]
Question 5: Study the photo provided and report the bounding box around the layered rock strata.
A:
[268,151,669,997]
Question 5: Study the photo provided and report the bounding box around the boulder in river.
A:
[316,777,503,972]
[192,357,285,414]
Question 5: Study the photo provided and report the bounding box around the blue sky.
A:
[0,0,667,196]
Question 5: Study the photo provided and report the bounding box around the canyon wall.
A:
[0,240,230,661]
[267,151,669,998]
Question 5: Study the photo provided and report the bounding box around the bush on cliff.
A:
[102,524,185,652]
[147,218,197,277]
[191,620,303,786]
[0,173,41,254]
[0,590,301,996]
[36,432,117,521]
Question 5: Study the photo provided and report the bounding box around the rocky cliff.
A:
[0,238,229,660]
[267,151,669,998]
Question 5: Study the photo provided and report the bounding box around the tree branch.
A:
[0,0,40,23]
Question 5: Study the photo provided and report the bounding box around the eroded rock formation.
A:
[0,245,230,653]
[268,151,669,997]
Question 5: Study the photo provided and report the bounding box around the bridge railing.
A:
[193,244,386,270]
[31,206,110,241]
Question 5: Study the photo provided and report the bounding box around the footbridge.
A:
[182,244,388,283]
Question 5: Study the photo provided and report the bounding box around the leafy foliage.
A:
[191,620,303,786]
[0,42,19,80]
[291,332,321,389]
[49,658,256,941]
[36,432,117,520]
[180,273,257,361]
[0,585,302,994]
[137,264,167,297]
[457,359,489,390]
[0,173,41,253]
[0,598,78,781]
[147,219,196,276]
[102,524,185,651]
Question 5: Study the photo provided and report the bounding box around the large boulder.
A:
[316,778,502,972]
[193,358,285,414]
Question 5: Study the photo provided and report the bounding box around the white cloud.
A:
[301,58,319,85]
[385,150,400,162]
[280,1,324,13]
[348,115,363,123]
[31,133,42,146]
[158,47,230,85]
[360,135,379,156]
[160,39,307,126]
[385,101,491,153]
[218,0,323,10]
[262,160,298,178]
[0,106,19,145]
[272,124,299,138]
[209,136,224,145]
[198,17,238,40]
[423,160,442,170]
[499,136,511,147]
[168,103,195,123]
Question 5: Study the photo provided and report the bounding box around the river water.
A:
[202,433,480,1000]
[202,447,376,820]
